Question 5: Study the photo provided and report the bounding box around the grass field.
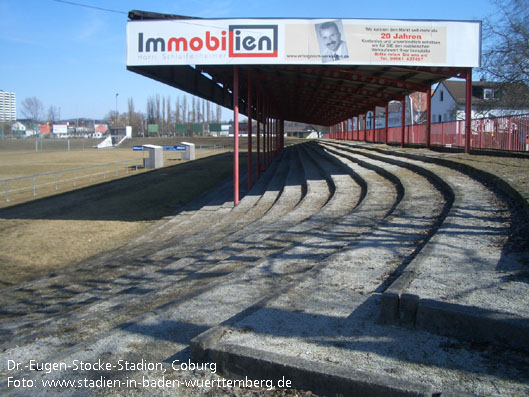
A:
[0,137,238,206]
[0,136,262,287]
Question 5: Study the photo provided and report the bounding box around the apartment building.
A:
[0,90,16,122]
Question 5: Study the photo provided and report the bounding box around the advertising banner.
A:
[39,124,51,134]
[147,124,159,134]
[94,124,108,133]
[52,124,68,134]
[127,18,481,68]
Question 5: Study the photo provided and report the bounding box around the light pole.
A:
[115,93,119,126]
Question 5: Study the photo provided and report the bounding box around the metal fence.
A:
[327,114,529,152]
[0,138,99,152]
[1,159,142,204]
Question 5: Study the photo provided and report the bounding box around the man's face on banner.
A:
[320,25,341,52]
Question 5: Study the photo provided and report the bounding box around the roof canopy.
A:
[127,11,481,126]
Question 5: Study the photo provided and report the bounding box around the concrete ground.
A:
[1,141,528,396]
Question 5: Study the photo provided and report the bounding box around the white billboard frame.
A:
[52,124,68,134]
[127,18,481,68]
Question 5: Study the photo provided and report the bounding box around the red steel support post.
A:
[426,87,432,149]
[364,113,368,142]
[372,108,376,143]
[271,115,273,160]
[270,115,273,161]
[233,66,240,206]
[268,116,271,164]
[256,88,261,179]
[508,116,513,151]
[281,119,284,150]
[266,115,269,168]
[267,111,270,166]
[465,68,472,153]
[276,119,280,155]
[401,98,406,148]
[271,116,274,160]
[384,103,389,144]
[269,117,272,157]
[247,70,253,190]
[275,118,278,156]
[263,104,267,170]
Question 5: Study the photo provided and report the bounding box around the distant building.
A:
[0,90,16,122]
[10,121,26,136]
[284,122,323,138]
[431,80,529,122]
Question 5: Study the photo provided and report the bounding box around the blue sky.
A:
[1,0,495,121]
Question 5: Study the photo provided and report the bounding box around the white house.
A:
[10,121,26,132]
[10,121,35,137]
[431,80,529,122]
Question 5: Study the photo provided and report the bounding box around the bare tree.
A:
[481,0,529,108]
[216,104,222,123]
[21,97,44,122]
[155,94,161,136]
[127,97,144,136]
[166,96,172,135]
[182,96,187,123]
[146,96,156,125]
[482,0,528,84]
[161,96,166,135]
[127,97,135,125]
[47,105,61,123]
[175,97,181,124]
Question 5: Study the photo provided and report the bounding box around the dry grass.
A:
[0,138,233,207]
[0,138,249,287]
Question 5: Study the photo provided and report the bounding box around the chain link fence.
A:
[1,159,143,205]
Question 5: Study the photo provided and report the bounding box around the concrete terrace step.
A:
[148,145,305,262]
[345,144,529,350]
[189,142,529,396]
[2,141,527,396]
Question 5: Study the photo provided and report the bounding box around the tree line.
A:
[17,94,224,137]
[118,95,224,137]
